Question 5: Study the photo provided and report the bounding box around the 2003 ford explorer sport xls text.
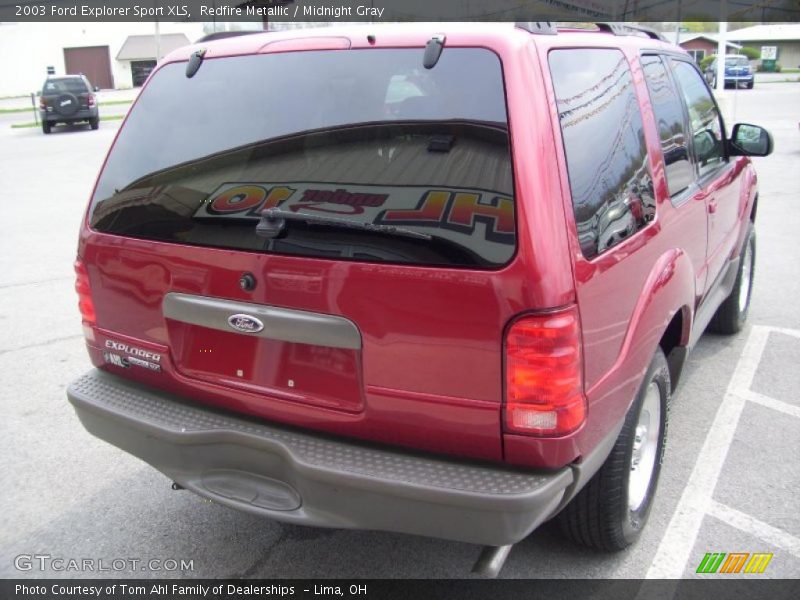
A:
[67,23,773,576]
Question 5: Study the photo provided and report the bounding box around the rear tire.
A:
[709,223,756,334]
[556,348,670,551]
[42,121,51,134]
[90,118,99,130]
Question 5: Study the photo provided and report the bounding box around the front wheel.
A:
[556,348,670,551]
[709,223,755,334]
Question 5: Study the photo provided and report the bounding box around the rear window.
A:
[43,78,88,94]
[90,48,515,268]
[725,56,749,67]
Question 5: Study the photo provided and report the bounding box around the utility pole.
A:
[716,0,728,91]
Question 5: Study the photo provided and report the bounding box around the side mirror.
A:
[93,86,100,92]
[729,123,773,157]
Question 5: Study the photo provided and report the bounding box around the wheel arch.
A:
[585,247,695,419]
[659,306,691,390]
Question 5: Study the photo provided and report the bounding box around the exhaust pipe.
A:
[472,545,513,578]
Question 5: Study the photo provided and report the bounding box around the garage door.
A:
[64,46,114,90]
[131,60,157,87]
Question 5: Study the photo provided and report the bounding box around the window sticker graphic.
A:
[193,182,515,262]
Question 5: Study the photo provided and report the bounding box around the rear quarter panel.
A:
[507,37,699,467]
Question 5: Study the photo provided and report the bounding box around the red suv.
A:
[68,23,772,575]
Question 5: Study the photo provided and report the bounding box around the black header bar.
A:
[3,579,800,600]
[1,0,799,23]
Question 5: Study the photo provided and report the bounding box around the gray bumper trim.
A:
[68,369,572,546]
[162,292,361,350]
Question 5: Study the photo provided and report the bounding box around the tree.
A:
[700,55,716,70]
[739,47,761,60]
[681,22,717,33]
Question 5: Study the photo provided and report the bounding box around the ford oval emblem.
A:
[227,314,264,334]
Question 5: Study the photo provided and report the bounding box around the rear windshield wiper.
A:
[255,208,433,241]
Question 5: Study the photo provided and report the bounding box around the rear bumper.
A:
[67,369,573,546]
[41,108,98,122]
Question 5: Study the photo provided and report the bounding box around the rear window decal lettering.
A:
[195,182,514,247]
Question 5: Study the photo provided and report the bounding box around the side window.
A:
[641,55,694,198]
[550,49,656,259]
[670,60,726,178]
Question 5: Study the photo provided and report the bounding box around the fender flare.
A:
[585,248,694,414]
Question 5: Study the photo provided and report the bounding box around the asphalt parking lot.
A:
[0,79,798,580]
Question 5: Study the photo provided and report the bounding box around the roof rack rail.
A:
[595,23,667,42]
[195,31,264,43]
[514,22,557,35]
[515,22,668,42]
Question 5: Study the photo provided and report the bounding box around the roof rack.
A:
[195,31,264,43]
[514,22,557,35]
[515,21,668,43]
[595,23,668,42]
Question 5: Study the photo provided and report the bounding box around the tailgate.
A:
[81,239,519,461]
[79,45,527,461]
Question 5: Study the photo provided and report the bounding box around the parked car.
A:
[705,54,755,89]
[39,74,99,134]
[67,23,772,575]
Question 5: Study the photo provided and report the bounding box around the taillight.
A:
[74,260,96,325]
[39,97,46,110]
[504,306,586,436]
[87,94,96,107]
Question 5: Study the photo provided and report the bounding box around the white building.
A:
[0,22,205,96]
[727,23,800,70]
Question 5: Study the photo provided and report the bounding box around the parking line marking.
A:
[738,389,800,419]
[646,326,770,579]
[767,326,800,339]
[707,500,800,559]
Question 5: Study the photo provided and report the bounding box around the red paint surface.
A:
[77,26,758,469]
